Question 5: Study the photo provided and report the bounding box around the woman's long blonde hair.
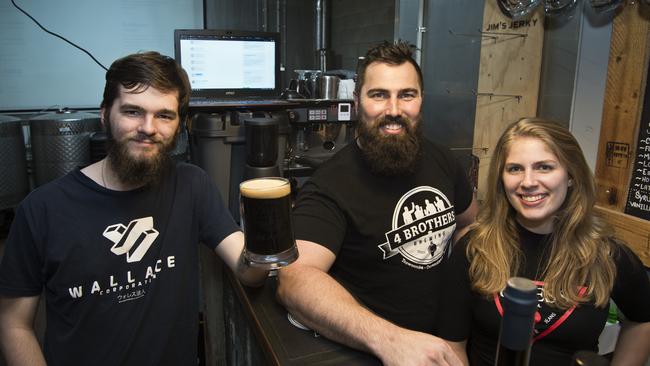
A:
[467,118,616,309]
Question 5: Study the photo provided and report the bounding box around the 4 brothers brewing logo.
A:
[378,186,456,269]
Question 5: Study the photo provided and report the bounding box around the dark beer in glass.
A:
[240,177,298,268]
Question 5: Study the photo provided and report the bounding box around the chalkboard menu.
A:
[625,67,650,220]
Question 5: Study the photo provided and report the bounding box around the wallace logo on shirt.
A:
[103,216,159,263]
[378,186,456,270]
[66,216,176,302]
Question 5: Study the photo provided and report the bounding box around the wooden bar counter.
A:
[223,270,381,366]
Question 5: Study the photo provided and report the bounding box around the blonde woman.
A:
[438,118,650,365]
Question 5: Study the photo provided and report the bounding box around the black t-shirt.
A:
[438,225,650,366]
[0,163,239,366]
[292,139,473,333]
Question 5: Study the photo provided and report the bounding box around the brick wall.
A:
[329,0,395,71]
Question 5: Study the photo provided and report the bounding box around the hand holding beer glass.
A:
[239,177,299,269]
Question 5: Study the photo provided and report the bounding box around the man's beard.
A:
[105,117,177,187]
[357,112,423,176]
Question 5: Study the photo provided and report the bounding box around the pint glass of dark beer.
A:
[239,177,298,269]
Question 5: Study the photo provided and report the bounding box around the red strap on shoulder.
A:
[532,286,587,342]
[493,284,588,343]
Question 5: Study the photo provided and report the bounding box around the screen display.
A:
[179,38,276,91]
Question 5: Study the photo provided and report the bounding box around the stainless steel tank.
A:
[29,110,101,186]
[0,114,29,209]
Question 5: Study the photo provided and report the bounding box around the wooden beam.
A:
[596,205,650,267]
[594,3,650,210]
[473,2,544,201]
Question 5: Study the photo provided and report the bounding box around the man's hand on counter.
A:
[372,326,464,366]
[276,239,463,366]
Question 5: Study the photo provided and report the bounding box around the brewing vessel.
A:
[30,110,101,186]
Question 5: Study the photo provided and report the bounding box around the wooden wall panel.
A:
[594,3,650,210]
[473,2,545,201]
[592,3,650,265]
[596,206,650,266]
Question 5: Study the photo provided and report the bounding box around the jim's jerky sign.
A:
[484,18,540,32]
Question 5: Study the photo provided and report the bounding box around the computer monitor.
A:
[174,29,281,100]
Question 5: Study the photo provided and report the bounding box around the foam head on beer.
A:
[240,178,290,199]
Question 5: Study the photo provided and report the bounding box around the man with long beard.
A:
[277,41,477,366]
[0,52,267,366]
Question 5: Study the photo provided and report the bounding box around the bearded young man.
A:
[277,41,478,366]
[0,52,267,366]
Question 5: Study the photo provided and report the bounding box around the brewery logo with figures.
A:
[378,186,456,269]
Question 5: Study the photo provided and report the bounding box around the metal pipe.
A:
[321,0,327,50]
[315,0,323,50]
[279,0,287,87]
[315,0,327,72]
[321,0,327,71]
[415,0,425,65]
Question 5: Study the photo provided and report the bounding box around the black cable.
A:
[202,0,207,29]
[10,0,108,71]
